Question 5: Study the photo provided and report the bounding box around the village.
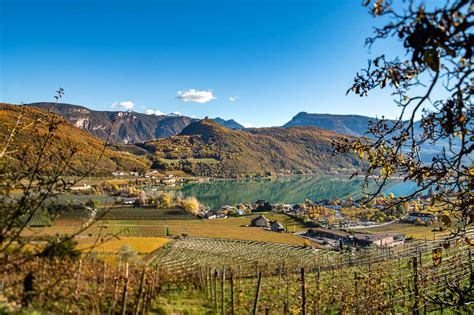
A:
[69,172,440,252]
[239,199,436,251]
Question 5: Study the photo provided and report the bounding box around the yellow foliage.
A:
[158,192,174,208]
[77,237,169,254]
[181,196,200,215]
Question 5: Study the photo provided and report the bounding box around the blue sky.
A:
[1,0,404,127]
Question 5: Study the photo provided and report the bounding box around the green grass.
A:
[151,288,212,314]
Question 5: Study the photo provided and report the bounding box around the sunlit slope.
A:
[142,119,359,177]
[0,103,150,175]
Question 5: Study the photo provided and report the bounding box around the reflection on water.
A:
[162,176,418,209]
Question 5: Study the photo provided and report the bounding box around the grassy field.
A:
[24,212,312,247]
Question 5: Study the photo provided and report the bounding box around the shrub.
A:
[181,197,200,215]
[118,244,138,263]
[158,192,173,208]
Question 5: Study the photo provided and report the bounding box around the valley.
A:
[1,102,471,313]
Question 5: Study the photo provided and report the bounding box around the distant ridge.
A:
[212,117,244,130]
[141,119,359,178]
[283,112,374,137]
[283,111,461,162]
[29,103,245,144]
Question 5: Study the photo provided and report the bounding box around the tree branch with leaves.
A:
[334,0,472,238]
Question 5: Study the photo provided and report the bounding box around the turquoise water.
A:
[162,176,419,209]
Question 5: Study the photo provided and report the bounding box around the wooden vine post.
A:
[354,272,359,315]
[317,264,321,314]
[230,272,235,315]
[301,267,306,315]
[253,271,262,315]
[412,257,419,315]
[213,269,218,314]
[133,268,146,315]
[109,260,122,315]
[221,267,226,315]
[75,259,83,297]
[120,262,130,315]
[102,261,107,292]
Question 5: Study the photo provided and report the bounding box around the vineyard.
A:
[57,207,195,221]
[2,231,473,313]
[152,238,336,270]
[150,236,473,314]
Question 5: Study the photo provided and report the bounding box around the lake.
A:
[158,176,419,209]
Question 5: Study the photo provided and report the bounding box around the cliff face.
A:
[29,102,195,144]
[29,103,245,144]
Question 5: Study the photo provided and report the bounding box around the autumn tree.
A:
[334,0,473,235]
[334,0,473,307]
[181,196,201,215]
[0,89,109,257]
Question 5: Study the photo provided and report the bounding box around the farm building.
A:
[69,184,92,191]
[270,221,285,232]
[250,215,270,228]
[306,227,348,241]
[306,227,405,248]
[406,212,437,222]
[349,233,405,247]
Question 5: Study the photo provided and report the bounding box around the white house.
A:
[406,212,437,223]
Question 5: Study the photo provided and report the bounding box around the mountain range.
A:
[283,111,461,161]
[3,103,362,177]
[0,101,463,179]
[29,103,391,145]
[283,112,375,137]
[29,103,244,144]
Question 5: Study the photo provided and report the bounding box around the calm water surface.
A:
[161,176,419,209]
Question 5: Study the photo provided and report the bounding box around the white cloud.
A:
[145,109,165,116]
[111,101,134,110]
[229,96,238,102]
[176,89,216,103]
[242,122,253,128]
[171,111,182,116]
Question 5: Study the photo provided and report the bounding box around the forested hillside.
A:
[141,119,359,177]
[0,104,150,175]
